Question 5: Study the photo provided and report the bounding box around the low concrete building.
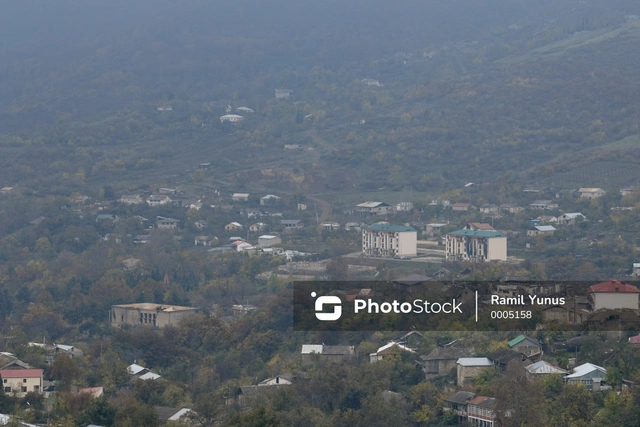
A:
[451,202,476,211]
[147,195,172,206]
[220,114,244,123]
[321,222,340,231]
[456,357,493,386]
[232,193,250,202]
[356,201,392,216]
[110,303,199,328]
[527,225,556,236]
[301,345,357,363]
[578,188,606,199]
[119,194,144,205]
[260,195,281,206]
[156,217,180,230]
[258,235,281,247]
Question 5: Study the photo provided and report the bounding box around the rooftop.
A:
[525,361,567,375]
[394,274,432,285]
[457,357,492,367]
[587,279,640,294]
[357,201,390,208]
[0,369,42,378]
[448,229,504,238]
[113,303,198,312]
[566,362,606,379]
[533,225,556,232]
[508,334,539,348]
[445,391,476,405]
[364,224,415,232]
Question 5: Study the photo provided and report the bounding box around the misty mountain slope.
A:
[1,1,640,194]
[0,0,579,135]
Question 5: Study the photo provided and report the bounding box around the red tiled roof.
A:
[0,369,42,378]
[629,335,640,344]
[587,279,640,294]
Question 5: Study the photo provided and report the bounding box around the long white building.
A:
[445,229,507,262]
[362,224,417,257]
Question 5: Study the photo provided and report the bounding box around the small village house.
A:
[524,361,567,378]
[156,217,180,230]
[146,195,171,207]
[587,279,640,311]
[456,357,493,386]
[321,221,340,231]
[451,202,476,212]
[565,363,607,390]
[557,212,585,225]
[119,194,144,205]
[220,114,244,123]
[225,222,243,231]
[369,342,415,363]
[356,201,392,216]
[527,225,556,236]
[258,235,281,247]
[301,345,357,363]
[275,89,293,99]
[0,369,43,395]
[508,335,542,359]
[578,188,606,199]
[260,195,281,206]
[419,340,474,377]
[280,219,303,229]
[232,193,250,202]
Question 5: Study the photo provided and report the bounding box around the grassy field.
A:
[496,20,640,65]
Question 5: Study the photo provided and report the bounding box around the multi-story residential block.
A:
[362,224,417,257]
[445,229,507,262]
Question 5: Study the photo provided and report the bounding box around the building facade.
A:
[0,369,43,395]
[362,224,417,257]
[356,201,392,216]
[446,230,507,262]
[110,303,199,328]
[587,279,640,311]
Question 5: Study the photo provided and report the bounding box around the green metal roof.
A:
[508,335,526,347]
[447,229,504,238]
[364,224,415,232]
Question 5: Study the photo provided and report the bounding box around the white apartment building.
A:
[445,229,507,262]
[362,224,417,257]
